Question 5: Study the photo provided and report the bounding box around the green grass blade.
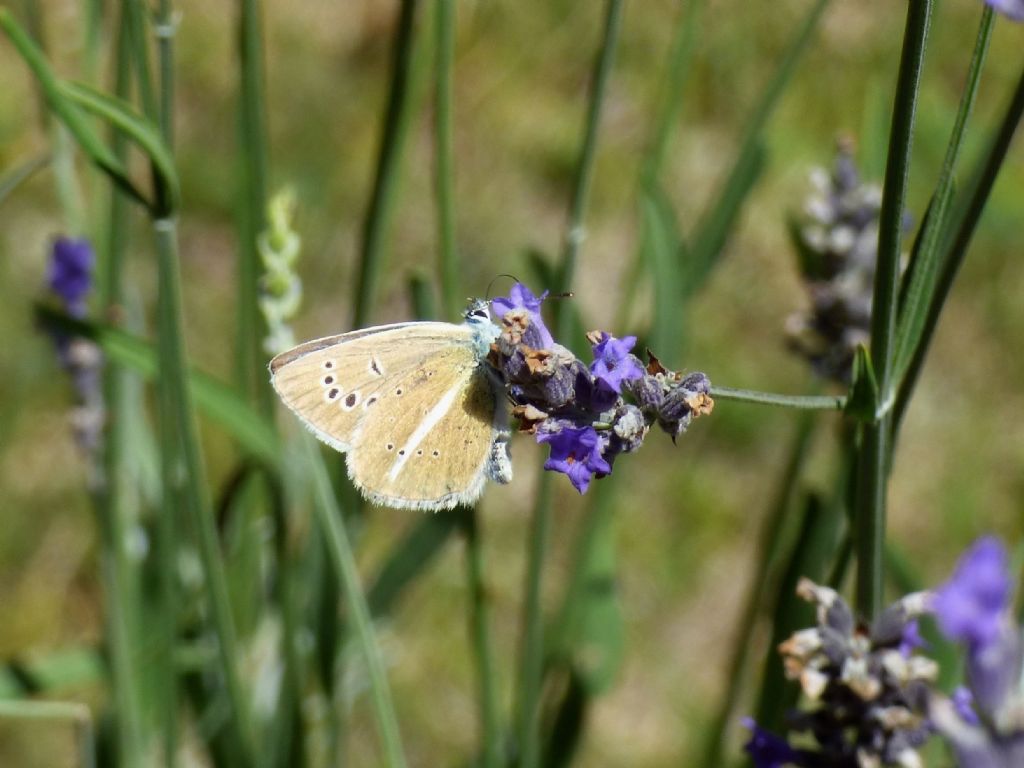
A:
[236,0,272,412]
[58,80,180,215]
[686,142,765,294]
[894,54,1024,431]
[891,7,993,387]
[153,219,257,765]
[519,4,624,767]
[304,437,408,768]
[353,0,421,328]
[553,488,623,697]
[366,515,461,619]
[640,0,703,184]
[639,184,684,355]
[460,510,502,768]
[688,0,831,291]
[434,0,460,320]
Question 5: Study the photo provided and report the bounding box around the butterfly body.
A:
[269,302,511,511]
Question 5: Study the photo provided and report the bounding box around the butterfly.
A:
[269,299,512,511]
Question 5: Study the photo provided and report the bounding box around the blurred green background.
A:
[1,0,1022,764]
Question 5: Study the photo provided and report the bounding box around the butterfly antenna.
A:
[484,273,522,301]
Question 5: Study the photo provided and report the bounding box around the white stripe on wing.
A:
[387,381,464,482]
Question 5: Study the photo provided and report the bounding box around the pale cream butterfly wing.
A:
[269,317,511,511]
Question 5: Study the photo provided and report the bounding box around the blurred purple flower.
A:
[933,537,1011,652]
[589,332,644,395]
[899,619,928,657]
[537,425,610,494]
[987,0,1024,21]
[48,237,95,315]
[741,718,803,768]
[953,686,980,726]
[491,283,554,349]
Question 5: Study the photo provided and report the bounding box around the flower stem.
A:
[434,0,459,320]
[855,0,933,619]
[556,0,624,303]
[517,472,554,768]
[518,4,623,767]
[236,0,272,412]
[353,0,419,328]
[461,510,502,768]
[710,386,845,411]
[155,218,257,763]
[699,409,817,766]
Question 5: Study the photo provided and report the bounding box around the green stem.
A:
[688,0,831,282]
[94,8,146,765]
[155,0,175,148]
[434,0,459,320]
[855,0,933,619]
[155,218,257,763]
[556,0,623,307]
[236,0,271,411]
[517,472,554,768]
[710,386,845,411]
[640,0,702,186]
[699,409,816,766]
[353,0,419,328]
[462,510,501,768]
[518,5,623,768]
[895,52,1024,430]
[304,438,408,768]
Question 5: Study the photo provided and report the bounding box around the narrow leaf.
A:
[366,515,462,619]
[553,491,623,696]
[686,142,765,295]
[35,305,279,464]
[892,180,956,383]
[640,184,684,355]
[59,80,180,214]
[0,9,149,209]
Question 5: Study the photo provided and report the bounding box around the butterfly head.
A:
[463,297,500,354]
[463,298,492,326]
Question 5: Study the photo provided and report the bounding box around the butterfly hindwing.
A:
[347,346,509,510]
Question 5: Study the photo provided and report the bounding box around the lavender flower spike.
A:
[933,536,1011,653]
[987,0,1024,22]
[49,237,95,316]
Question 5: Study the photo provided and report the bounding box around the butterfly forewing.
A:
[269,323,467,453]
[348,347,504,510]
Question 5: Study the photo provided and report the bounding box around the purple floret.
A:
[933,536,1011,653]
